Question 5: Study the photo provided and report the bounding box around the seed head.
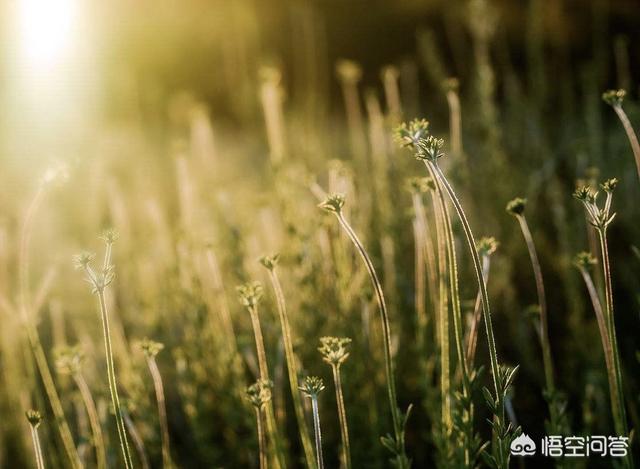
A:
[416,136,445,161]
[318,337,351,367]
[573,186,597,203]
[25,410,42,428]
[602,89,626,107]
[600,178,619,193]
[299,376,325,398]
[55,345,85,375]
[237,281,264,308]
[73,251,95,270]
[138,338,164,359]
[259,254,280,271]
[506,197,527,216]
[318,194,345,214]
[574,252,598,270]
[406,176,434,194]
[335,59,362,84]
[394,119,430,148]
[246,379,273,409]
[442,77,459,92]
[99,229,119,245]
[477,237,499,257]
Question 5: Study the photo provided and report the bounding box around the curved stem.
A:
[515,215,554,392]
[332,365,351,469]
[123,408,151,469]
[74,373,107,469]
[613,105,640,181]
[466,255,490,366]
[335,213,402,440]
[267,269,316,468]
[97,290,134,469]
[147,357,172,468]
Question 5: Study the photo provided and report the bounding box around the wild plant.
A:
[506,198,570,440]
[237,281,287,469]
[396,119,520,469]
[138,338,173,468]
[55,346,107,469]
[17,171,81,469]
[26,410,45,469]
[75,230,134,469]
[260,254,316,469]
[319,194,411,468]
[299,376,326,469]
[574,179,631,468]
[466,237,497,366]
[246,379,273,469]
[319,337,352,469]
[603,90,640,181]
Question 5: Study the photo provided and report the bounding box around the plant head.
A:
[477,236,499,257]
[415,136,445,162]
[246,379,273,409]
[600,178,618,193]
[55,345,85,375]
[318,194,345,214]
[442,77,459,92]
[259,254,280,271]
[237,281,264,308]
[100,228,119,245]
[574,252,598,270]
[299,376,325,398]
[318,337,352,367]
[26,410,43,428]
[506,197,527,216]
[73,251,96,270]
[335,59,362,84]
[394,119,430,148]
[602,89,626,107]
[406,176,434,194]
[138,338,164,359]
[573,185,598,204]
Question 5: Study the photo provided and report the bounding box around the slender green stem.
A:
[73,373,107,469]
[30,425,45,469]
[466,255,490,366]
[310,398,324,469]
[577,267,618,414]
[256,408,268,469]
[266,269,316,469]
[515,214,554,392]
[97,290,134,469]
[429,191,451,429]
[248,305,287,469]
[429,162,501,397]
[332,365,351,469]
[597,229,629,441]
[334,213,403,442]
[146,357,173,468]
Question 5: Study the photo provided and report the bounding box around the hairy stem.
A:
[515,215,554,392]
[266,269,316,469]
[466,255,490,366]
[332,365,351,469]
[97,290,134,469]
[311,397,324,469]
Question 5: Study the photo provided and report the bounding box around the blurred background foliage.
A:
[1,0,640,467]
